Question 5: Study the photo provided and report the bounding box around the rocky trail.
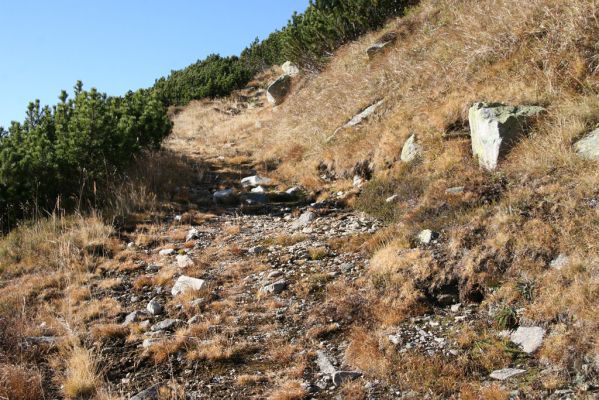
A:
[59,151,559,400]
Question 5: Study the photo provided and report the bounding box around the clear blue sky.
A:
[0,1,309,128]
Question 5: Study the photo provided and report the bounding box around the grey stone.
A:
[185,228,200,242]
[251,186,266,193]
[315,350,336,375]
[345,100,384,128]
[241,175,273,188]
[213,189,238,206]
[510,326,546,353]
[159,248,175,256]
[123,311,146,325]
[418,229,439,244]
[332,371,363,386]
[281,61,300,76]
[469,102,545,170]
[353,175,364,187]
[489,368,526,381]
[242,192,268,205]
[291,211,316,229]
[130,384,159,400]
[400,134,422,163]
[385,194,399,203]
[550,254,569,270]
[176,254,194,268]
[248,246,267,255]
[260,280,288,295]
[146,298,163,316]
[574,128,599,160]
[267,75,292,105]
[150,319,180,332]
[367,32,398,59]
[171,275,206,297]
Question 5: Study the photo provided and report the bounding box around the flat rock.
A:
[490,368,526,381]
[123,310,147,325]
[367,31,397,59]
[445,186,465,194]
[385,194,399,203]
[171,275,206,296]
[345,100,384,128]
[510,326,545,353]
[550,254,569,270]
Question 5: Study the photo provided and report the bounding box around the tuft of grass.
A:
[62,346,100,399]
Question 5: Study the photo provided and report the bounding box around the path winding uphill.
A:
[88,156,390,398]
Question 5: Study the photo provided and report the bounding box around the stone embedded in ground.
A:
[286,186,301,195]
[345,100,384,128]
[241,175,273,188]
[159,248,175,256]
[510,326,546,353]
[251,186,266,193]
[123,310,146,325]
[130,384,159,400]
[171,275,206,297]
[450,303,462,313]
[291,211,316,230]
[367,31,398,59]
[574,128,599,160]
[266,75,292,105]
[418,229,439,244]
[242,192,269,205]
[332,371,363,386]
[176,254,194,268]
[550,254,569,270]
[248,246,267,255]
[260,280,288,295]
[353,175,364,187]
[315,350,337,375]
[281,61,300,76]
[400,134,422,163]
[469,102,545,170]
[150,318,181,332]
[213,189,238,206]
[445,186,465,195]
[146,298,163,316]
[385,194,399,203]
[185,228,200,242]
[489,368,526,381]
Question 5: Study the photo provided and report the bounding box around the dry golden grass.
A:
[266,380,307,400]
[90,323,129,341]
[0,364,44,400]
[62,346,100,399]
[236,374,269,386]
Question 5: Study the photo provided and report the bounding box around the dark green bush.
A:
[155,0,414,106]
[0,82,171,228]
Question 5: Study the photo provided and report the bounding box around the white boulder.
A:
[171,275,206,296]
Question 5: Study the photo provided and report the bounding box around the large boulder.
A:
[281,61,300,76]
[400,134,422,162]
[574,128,599,160]
[266,75,292,105]
[469,102,545,170]
[213,189,238,205]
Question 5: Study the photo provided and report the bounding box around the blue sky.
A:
[0,1,309,128]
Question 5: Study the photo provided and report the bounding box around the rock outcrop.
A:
[469,102,545,170]
[367,31,398,59]
[266,75,292,105]
[281,61,300,76]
